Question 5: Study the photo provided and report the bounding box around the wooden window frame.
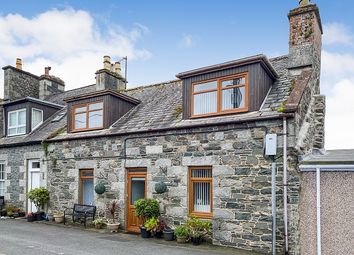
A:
[79,169,94,205]
[71,101,104,132]
[188,166,213,219]
[191,72,249,118]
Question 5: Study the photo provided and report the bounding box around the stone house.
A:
[0,2,327,254]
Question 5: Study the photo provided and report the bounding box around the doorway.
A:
[80,169,94,205]
[27,160,41,213]
[126,168,146,233]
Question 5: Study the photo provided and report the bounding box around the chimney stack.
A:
[95,56,126,91]
[16,58,22,70]
[39,66,65,100]
[44,66,51,76]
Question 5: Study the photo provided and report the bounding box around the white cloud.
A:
[0,8,152,96]
[323,22,353,46]
[322,51,354,80]
[325,78,354,149]
[179,34,195,48]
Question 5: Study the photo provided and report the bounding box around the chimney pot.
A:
[44,66,51,75]
[103,55,111,70]
[299,0,310,7]
[114,62,122,75]
[16,58,22,70]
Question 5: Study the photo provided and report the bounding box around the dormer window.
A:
[32,108,43,131]
[192,73,248,117]
[8,109,26,136]
[72,101,104,132]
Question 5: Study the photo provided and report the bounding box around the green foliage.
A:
[277,100,287,113]
[144,217,158,231]
[27,187,50,211]
[134,198,160,224]
[173,105,183,118]
[42,141,49,157]
[186,216,211,238]
[174,225,189,238]
[5,204,20,214]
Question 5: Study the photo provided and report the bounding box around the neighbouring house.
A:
[0,2,336,254]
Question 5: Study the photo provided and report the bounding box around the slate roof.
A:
[300,149,354,165]
[0,54,293,145]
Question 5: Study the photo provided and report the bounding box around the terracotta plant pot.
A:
[106,223,120,232]
[54,214,64,223]
[176,236,188,243]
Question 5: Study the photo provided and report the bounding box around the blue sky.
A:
[0,0,354,149]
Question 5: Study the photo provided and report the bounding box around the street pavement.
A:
[0,219,260,255]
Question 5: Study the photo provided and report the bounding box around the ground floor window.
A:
[189,166,213,218]
[80,169,94,205]
[0,163,4,196]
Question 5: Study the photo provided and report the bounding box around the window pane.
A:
[32,162,40,169]
[9,112,17,127]
[222,77,245,87]
[0,182,4,196]
[8,128,17,136]
[222,87,245,110]
[17,127,26,134]
[89,102,103,111]
[193,182,211,213]
[74,106,87,114]
[88,110,103,128]
[193,91,217,115]
[0,164,4,180]
[74,113,86,129]
[32,109,43,129]
[192,169,212,178]
[194,81,217,92]
[18,110,26,125]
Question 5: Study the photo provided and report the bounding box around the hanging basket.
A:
[95,182,106,195]
[155,182,167,194]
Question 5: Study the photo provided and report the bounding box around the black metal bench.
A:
[63,204,96,228]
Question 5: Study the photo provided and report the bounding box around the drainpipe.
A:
[316,167,322,255]
[283,117,289,254]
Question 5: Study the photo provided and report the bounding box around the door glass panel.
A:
[131,177,145,205]
[32,162,40,169]
[82,179,94,205]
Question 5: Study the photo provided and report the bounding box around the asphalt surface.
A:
[0,219,260,255]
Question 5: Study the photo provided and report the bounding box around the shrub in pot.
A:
[134,198,160,238]
[53,212,64,223]
[106,201,120,232]
[186,216,211,245]
[93,218,105,229]
[163,227,174,241]
[175,225,189,243]
[27,188,50,220]
[145,217,166,239]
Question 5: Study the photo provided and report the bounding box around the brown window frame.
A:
[71,101,104,132]
[191,72,249,118]
[188,166,213,219]
[79,169,94,205]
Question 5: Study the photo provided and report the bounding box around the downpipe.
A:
[283,117,289,254]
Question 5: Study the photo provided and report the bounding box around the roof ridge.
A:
[125,79,181,92]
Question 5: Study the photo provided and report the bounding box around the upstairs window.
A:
[192,73,248,117]
[72,101,104,132]
[0,163,5,196]
[32,108,43,131]
[8,109,26,136]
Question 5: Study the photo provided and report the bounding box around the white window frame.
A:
[31,108,43,131]
[0,162,5,197]
[7,109,26,136]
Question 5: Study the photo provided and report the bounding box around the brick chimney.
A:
[288,1,323,71]
[39,66,65,100]
[95,56,126,91]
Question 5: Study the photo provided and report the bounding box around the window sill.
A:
[190,108,249,119]
[189,212,213,219]
[71,127,104,133]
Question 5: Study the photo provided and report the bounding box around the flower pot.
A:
[163,229,174,241]
[191,236,202,245]
[176,236,188,243]
[154,231,163,239]
[36,212,44,221]
[54,215,64,223]
[18,212,26,218]
[107,223,120,232]
[27,215,35,222]
[95,223,103,229]
[140,227,151,238]
[47,214,54,222]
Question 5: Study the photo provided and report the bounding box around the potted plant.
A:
[93,218,105,229]
[163,226,174,241]
[145,217,166,238]
[27,187,50,221]
[135,198,160,238]
[186,216,211,245]
[106,201,120,232]
[175,225,189,243]
[47,212,54,222]
[53,211,64,223]
[27,212,35,222]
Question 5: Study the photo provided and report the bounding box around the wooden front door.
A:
[126,169,146,233]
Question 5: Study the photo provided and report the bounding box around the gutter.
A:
[46,113,294,143]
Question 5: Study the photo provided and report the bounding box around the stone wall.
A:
[0,144,46,210]
[46,119,301,254]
